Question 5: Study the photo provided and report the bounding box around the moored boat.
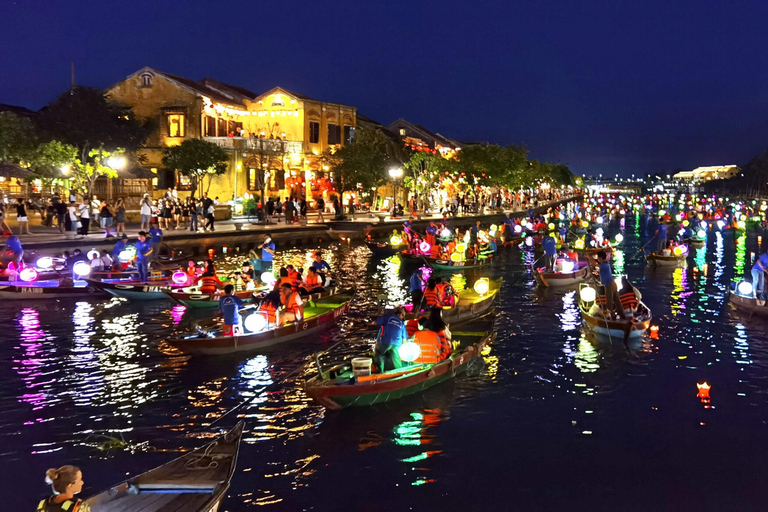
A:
[304,329,496,410]
[364,239,406,256]
[85,277,183,300]
[0,279,106,299]
[534,262,590,288]
[86,422,244,512]
[407,278,501,323]
[168,289,355,355]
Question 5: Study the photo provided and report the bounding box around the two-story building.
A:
[106,67,357,202]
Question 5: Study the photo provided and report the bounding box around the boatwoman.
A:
[374,307,406,371]
[219,284,245,336]
[38,465,90,512]
[752,250,768,299]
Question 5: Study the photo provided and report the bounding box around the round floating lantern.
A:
[244,313,268,333]
[473,278,490,296]
[398,341,421,363]
[19,267,38,282]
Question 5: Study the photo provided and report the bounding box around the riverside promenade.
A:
[2,196,581,256]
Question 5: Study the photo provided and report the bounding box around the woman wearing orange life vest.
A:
[279,282,303,325]
[299,267,325,295]
[411,308,452,364]
[422,277,441,309]
[277,267,296,291]
[258,290,281,326]
[618,276,641,317]
[197,260,223,295]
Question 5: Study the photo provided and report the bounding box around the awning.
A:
[0,161,33,179]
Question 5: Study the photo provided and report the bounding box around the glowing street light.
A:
[388,168,403,216]
[106,155,127,170]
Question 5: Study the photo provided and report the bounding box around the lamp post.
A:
[389,167,403,217]
[105,155,126,200]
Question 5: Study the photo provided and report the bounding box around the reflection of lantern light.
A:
[697,230,706,238]
[261,272,276,286]
[419,241,430,253]
[615,233,624,243]
[473,278,490,295]
[398,341,421,362]
[575,239,585,249]
[87,249,100,261]
[737,281,753,296]
[36,257,53,269]
[514,224,522,233]
[561,260,575,273]
[450,253,463,262]
[525,237,534,247]
[172,271,187,285]
[72,261,91,277]
[440,228,451,238]
[19,268,38,282]
[580,286,596,303]
[244,313,268,333]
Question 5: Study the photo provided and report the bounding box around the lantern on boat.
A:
[717,220,725,230]
[456,243,467,253]
[19,267,38,282]
[614,234,624,243]
[489,224,498,236]
[36,256,53,270]
[673,246,687,256]
[682,220,689,227]
[261,272,277,286]
[525,221,534,230]
[119,246,136,263]
[87,249,100,261]
[172,271,187,285]
[390,235,403,246]
[697,230,706,238]
[514,224,522,234]
[574,239,585,249]
[473,278,490,296]
[72,261,91,278]
[579,286,596,303]
[398,341,421,363]
[581,220,589,228]
[525,237,534,247]
[596,217,604,224]
[548,222,555,230]
[450,252,463,262]
[419,241,431,254]
[440,228,451,238]
[208,248,215,259]
[560,260,575,273]
[737,280,753,296]
[700,221,708,230]
[243,312,268,333]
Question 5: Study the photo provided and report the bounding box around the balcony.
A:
[203,137,303,154]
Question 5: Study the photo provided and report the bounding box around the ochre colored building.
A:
[106,67,357,203]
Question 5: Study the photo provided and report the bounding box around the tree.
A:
[244,139,286,207]
[162,139,229,197]
[404,151,451,196]
[69,148,126,198]
[326,126,404,194]
[0,112,37,162]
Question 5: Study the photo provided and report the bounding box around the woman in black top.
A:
[16,198,32,234]
[100,201,114,237]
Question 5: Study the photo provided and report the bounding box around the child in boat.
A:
[38,465,89,512]
[220,284,245,336]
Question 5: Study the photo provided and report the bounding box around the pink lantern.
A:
[19,268,38,282]
[172,270,188,285]
[419,241,431,254]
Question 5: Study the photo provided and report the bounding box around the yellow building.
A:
[673,165,740,183]
[106,67,357,202]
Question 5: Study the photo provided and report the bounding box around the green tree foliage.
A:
[0,112,37,162]
[162,139,229,197]
[28,140,79,181]
[404,151,451,194]
[324,126,403,193]
[71,148,126,197]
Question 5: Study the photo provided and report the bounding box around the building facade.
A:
[106,67,357,203]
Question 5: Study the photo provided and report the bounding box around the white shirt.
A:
[78,204,89,219]
[140,199,152,215]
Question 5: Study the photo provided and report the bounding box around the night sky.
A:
[3,0,768,177]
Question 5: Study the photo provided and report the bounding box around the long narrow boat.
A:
[86,422,244,512]
[681,237,705,249]
[364,239,406,257]
[85,277,183,300]
[0,279,107,299]
[646,250,688,267]
[304,329,496,410]
[400,250,494,271]
[407,278,501,323]
[578,286,652,343]
[534,262,590,288]
[168,289,354,355]
[728,290,768,317]
[166,285,339,309]
[501,237,524,247]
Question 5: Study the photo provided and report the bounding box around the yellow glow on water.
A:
[574,336,600,374]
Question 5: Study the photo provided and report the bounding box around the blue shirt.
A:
[409,272,423,292]
[599,261,613,286]
[6,236,22,254]
[503,217,513,226]
[658,224,668,238]
[261,242,275,262]
[112,240,126,257]
[376,314,407,348]
[543,236,557,256]
[753,253,768,273]
[149,227,162,244]
[135,240,152,261]
[219,294,244,326]
[311,259,331,272]
[489,240,497,253]
[426,225,437,236]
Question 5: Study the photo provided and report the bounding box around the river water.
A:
[3,213,768,511]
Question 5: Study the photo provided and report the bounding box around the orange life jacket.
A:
[280,276,295,289]
[259,301,277,324]
[430,245,441,258]
[283,291,303,319]
[619,291,638,310]
[596,294,607,306]
[423,287,440,307]
[199,275,219,294]
[412,330,452,364]
[405,318,420,337]
[304,273,321,291]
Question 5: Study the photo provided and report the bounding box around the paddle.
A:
[633,235,657,257]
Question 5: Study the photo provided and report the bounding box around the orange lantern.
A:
[650,325,659,340]
[208,248,215,259]
[697,382,711,404]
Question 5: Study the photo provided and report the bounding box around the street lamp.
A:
[106,155,126,170]
[388,167,403,216]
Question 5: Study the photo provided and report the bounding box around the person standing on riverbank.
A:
[15,198,32,235]
[140,194,152,231]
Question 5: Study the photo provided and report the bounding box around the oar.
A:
[509,253,546,286]
[633,235,657,257]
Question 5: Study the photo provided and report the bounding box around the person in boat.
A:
[148,221,163,261]
[198,260,224,295]
[286,264,300,283]
[134,231,153,283]
[563,244,579,264]
[411,309,452,364]
[38,465,89,512]
[89,250,105,271]
[3,235,24,270]
[618,276,642,318]
[590,250,626,320]
[300,266,325,295]
[751,250,768,299]
[439,278,457,307]
[220,284,245,336]
[422,277,441,309]
[258,289,281,326]
[279,282,303,325]
[186,260,197,278]
[409,269,424,310]
[374,307,407,371]
[542,233,557,272]
[111,233,128,264]
[310,251,331,285]
[256,234,275,273]
[425,221,437,246]
[655,220,669,254]
[502,213,514,241]
[277,267,295,290]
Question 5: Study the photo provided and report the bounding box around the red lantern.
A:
[697,382,711,406]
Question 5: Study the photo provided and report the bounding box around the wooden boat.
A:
[534,262,590,288]
[681,237,705,248]
[400,250,494,271]
[728,290,768,317]
[501,237,524,247]
[364,239,406,257]
[304,329,496,410]
[0,279,106,299]
[408,278,501,323]
[86,422,244,512]
[85,277,183,300]
[578,286,651,343]
[168,289,354,355]
[575,245,614,255]
[646,249,688,267]
[167,285,339,309]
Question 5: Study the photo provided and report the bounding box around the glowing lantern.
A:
[118,249,135,262]
[261,272,277,286]
[581,221,589,228]
[440,228,451,238]
[579,286,596,303]
[615,234,624,243]
[525,237,534,247]
[172,271,187,285]
[72,261,91,278]
[208,248,215,259]
[673,246,687,256]
[697,382,711,402]
[682,220,689,227]
[489,224,498,235]
[548,222,555,230]
[450,253,463,262]
[596,217,604,224]
[390,235,403,246]
[456,243,467,253]
[473,278,490,295]
[525,221,533,230]
[737,281,753,296]
[574,239,585,249]
[560,260,575,273]
[696,230,706,238]
[717,220,725,230]
[675,214,682,222]
[514,224,522,233]
[398,341,421,363]
[36,257,53,269]
[243,312,268,333]
[87,249,100,261]
[19,268,38,282]
[419,241,431,253]
[650,325,659,340]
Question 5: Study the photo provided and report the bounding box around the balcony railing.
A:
[203,137,303,154]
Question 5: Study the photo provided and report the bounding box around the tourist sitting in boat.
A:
[618,276,642,318]
[279,282,303,325]
[410,269,424,309]
[198,260,224,295]
[751,250,768,299]
[257,289,281,327]
[563,244,579,264]
[240,261,255,283]
[422,277,441,309]
[220,284,245,336]
[300,267,325,295]
[89,250,106,271]
[425,221,437,246]
[374,307,407,372]
[411,309,452,364]
[65,249,88,269]
[38,465,89,512]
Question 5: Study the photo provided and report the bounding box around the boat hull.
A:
[534,264,590,288]
[401,251,494,271]
[364,240,404,256]
[0,282,105,299]
[581,309,650,342]
[646,253,687,267]
[86,278,180,300]
[729,291,768,316]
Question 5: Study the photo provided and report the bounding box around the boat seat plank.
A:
[92,492,174,512]
[157,492,213,512]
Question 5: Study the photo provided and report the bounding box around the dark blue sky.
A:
[3,0,768,177]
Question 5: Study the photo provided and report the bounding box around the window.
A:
[399,128,406,136]
[344,126,355,145]
[205,116,216,137]
[167,114,185,137]
[151,167,158,187]
[140,73,153,87]
[217,118,228,137]
[309,121,320,143]
[327,123,340,145]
